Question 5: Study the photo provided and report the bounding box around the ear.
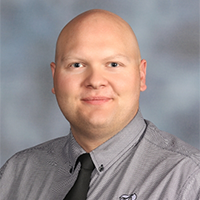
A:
[139,59,147,92]
[50,62,56,94]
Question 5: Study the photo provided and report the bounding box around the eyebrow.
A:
[103,54,131,63]
[60,53,131,63]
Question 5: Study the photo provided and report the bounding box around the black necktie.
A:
[63,153,95,200]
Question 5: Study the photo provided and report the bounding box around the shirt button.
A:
[70,167,73,173]
[99,164,104,172]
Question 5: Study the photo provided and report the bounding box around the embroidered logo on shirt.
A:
[119,193,137,200]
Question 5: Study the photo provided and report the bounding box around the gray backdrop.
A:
[1,0,199,167]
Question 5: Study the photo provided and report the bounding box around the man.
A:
[0,9,199,200]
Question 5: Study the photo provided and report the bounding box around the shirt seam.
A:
[176,167,200,199]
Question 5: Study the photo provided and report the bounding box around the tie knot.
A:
[78,153,95,170]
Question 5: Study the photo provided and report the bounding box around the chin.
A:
[87,118,110,128]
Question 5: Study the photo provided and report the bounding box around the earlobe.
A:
[51,88,55,94]
[50,62,56,94]
[139,59,147,92]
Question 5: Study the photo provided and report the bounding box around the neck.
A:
[71,126,120,152]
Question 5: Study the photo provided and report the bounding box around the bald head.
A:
[55,9,141,65]
[51,9,147,150]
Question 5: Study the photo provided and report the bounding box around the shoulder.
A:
[143,119,200,176]
[0,135,69,178]
[12,135,69,159]
[144,120,200,161]
[0,136,71,199]
[144,120,200,178]
[143,120,200,198]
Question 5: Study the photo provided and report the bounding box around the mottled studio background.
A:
[1,0,199,167]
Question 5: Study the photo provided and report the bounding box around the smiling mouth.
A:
[81,97,112,105]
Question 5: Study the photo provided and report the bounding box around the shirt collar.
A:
[68,132,86,172]
[90,110,146,173]
[67,110,146,173]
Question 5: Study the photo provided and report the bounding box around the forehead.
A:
[56,12,140,63]
[59,30,134,64]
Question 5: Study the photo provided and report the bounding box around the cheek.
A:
[54,73,77,96]
[54,74,80,116]
[113,73,140,95]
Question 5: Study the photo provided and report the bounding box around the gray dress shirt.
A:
[0,111,200,200]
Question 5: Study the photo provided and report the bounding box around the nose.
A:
[83,66,108,89]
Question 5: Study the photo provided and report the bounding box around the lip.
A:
[81,96,112,105]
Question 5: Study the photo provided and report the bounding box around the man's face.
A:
[51,16,146,142]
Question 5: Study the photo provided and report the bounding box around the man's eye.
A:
[109,62,119,67]
[71,63,83,68]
